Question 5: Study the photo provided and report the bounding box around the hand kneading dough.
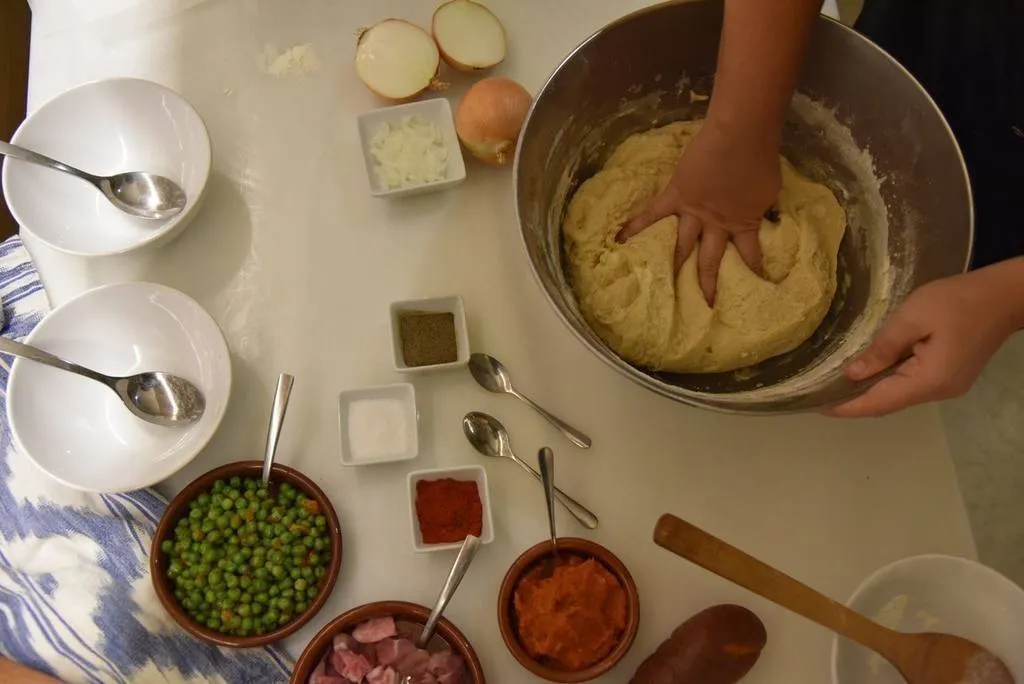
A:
[563,121,846,373]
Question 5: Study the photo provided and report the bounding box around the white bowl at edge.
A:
[7,282,231,492]
[2,78,211,257]
[832,554,1024,684]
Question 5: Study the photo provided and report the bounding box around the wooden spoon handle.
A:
[654,514,900,659]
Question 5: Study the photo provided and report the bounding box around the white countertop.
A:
[23,1,972,682]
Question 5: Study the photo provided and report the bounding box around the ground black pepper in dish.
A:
[399,311,458,367]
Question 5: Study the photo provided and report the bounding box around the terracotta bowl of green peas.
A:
[150,461,343,647]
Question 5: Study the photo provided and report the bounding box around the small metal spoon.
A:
[468,353,591,449]
[0,337,204,427]
[262,373,295,486]
[462,411,598,529]
[537,447,558,553]
[401,535,481,684]
[0,140,187,220]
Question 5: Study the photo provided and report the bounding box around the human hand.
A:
[615,116,781,303]
[826,260,1024,418]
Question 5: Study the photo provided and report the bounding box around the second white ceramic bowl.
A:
[3,78,211,257]
[832,554,1024,684]
[7,282,231,492]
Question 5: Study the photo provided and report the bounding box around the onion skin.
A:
[455,77,532,165]
[431,0,507,73]
[355,19,447,103]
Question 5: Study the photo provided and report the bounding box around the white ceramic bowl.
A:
[357,98,466,198]
[389,295,470,374]
[407,465,494,553]
[7,282,231,492]
[338,382,418,466]
[832,554,1024,684]
[3,78,211,257]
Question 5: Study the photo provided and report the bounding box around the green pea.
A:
[295,601,308,613]
[225,574,239,589]
[229,476,241,488]
[227,587,241,600]
[294,579,307,592]
[161,540,174,554]
[220,498,234,511]
[314,516,326,529]
[306,587,318,600]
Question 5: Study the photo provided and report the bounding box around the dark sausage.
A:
[629,604,767,684]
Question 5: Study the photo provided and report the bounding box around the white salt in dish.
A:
[338,383,418,465]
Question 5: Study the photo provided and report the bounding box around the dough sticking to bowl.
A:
[563,120,847,374]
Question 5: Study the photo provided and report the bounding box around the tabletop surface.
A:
[23,1,973,682]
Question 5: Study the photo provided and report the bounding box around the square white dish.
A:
[389,295,470,374]
[407,465,494,553]
[357,98,466,198]
[338,383,418,466]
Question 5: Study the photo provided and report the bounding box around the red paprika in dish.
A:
[415,478,483,544]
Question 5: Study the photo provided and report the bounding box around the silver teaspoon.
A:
[468,353,591,449]
[538,447,558,553]
[0,140,187,220]
[401,535,481,684]
[0,337,204,427]
[462,411,598,529]
[261,373,295,486]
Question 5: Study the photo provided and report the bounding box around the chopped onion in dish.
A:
[355,20,443,101]
[370,115,449,190]
[432,0,507,72]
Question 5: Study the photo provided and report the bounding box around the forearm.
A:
[983,257,1024,330]
[0,658,61,684]
[708,0,822,142]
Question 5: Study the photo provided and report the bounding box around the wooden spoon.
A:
[653,514,1015,684]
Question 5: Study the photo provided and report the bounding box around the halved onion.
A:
[355,19,443,101]
[455,77,532,165]
[431,0,507,72]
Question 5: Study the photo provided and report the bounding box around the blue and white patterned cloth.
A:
[0,236,294,683]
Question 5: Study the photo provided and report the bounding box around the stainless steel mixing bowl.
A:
[515,0,973,413]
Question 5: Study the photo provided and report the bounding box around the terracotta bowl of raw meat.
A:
[290,600,486,683]
[151,461,343,648]
[497,538,640,683]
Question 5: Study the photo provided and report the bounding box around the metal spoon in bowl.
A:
[462,411,598,529]
[0,337,204,427]
[468,353,591,449]
[0,140,187,220]
[537,447,558,554]
[261,373,295,486]
[401,534,481,684]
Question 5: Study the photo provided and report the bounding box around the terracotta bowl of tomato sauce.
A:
[497,537,640,683]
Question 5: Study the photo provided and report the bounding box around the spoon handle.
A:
[537,448,558,549]
[0,337,113,387]
[511,389,591,449]
[0,140,98,184]
[653,514,901,660]
[262,373,295,486]
[420,535,481,648]
[514,456,599,529]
